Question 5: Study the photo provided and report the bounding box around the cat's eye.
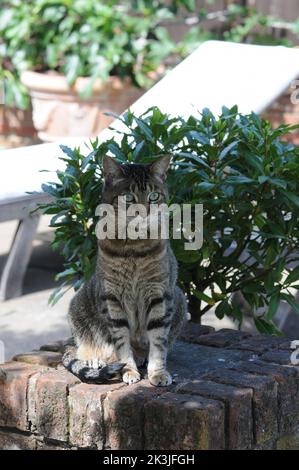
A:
[121,192,135,203]
[148,191,160,202]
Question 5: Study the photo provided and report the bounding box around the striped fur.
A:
[63,155,188,386]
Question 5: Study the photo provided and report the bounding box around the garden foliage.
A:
[41,106,299,334]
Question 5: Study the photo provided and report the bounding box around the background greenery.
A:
[1,0,299,109]
[0,0,196,109]
[40,106,299,335]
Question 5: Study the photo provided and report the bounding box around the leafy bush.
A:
[41,106,299,334]
[183,3,298,51]
[2,1,298,109]
[0,0,194,108]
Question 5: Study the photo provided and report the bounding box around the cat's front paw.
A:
[122,368,141,385]
[148,369,172,387]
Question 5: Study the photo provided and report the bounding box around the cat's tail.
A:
[62,346,125,384]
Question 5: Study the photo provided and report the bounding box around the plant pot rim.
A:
[20,70,136,95]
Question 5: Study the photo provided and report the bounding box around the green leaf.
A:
[59,145,76,160]
[55,267,77,281]
[65,55,81,85]
[41,183,57,197]
[107,143,126,161]
[225,175,254,184]
[281,293,299,315]
[285,266,299,285]
[132,140,146,161]
[266,293,280,320]
[134,118,154,142]
[192,290,215,305]
[242,283,261,294]
[231,303,243,323]
[280,190,299,208]
[215,300,232,319]
[254,317,282,335]
[219,141,239,160]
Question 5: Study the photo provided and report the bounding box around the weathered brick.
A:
[203,368,278,446]
[144,392,225,450]
[1,328,298,450]
[103,381,165,450]
[176,379,253,449]
[0,362,45,431]
[13,350,62,367]
[0,430,37,450]
[261,350,294,365]
[179,323,215,343]
[232,336,291,354]
[33,369,79,442]
[229,360,299,434]
[40,338,73,353]
[168,340,252,383]
[69,381,125,449]
[194,329,251,348]
[253,440,276,450]
[276,427,299,450]
[35,436,73,450]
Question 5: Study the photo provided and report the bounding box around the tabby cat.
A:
[63,154,187,386]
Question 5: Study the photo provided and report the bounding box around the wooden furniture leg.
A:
[0,213,40,301]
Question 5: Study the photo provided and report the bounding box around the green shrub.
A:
[0,0,194,108]
[40,106,299,334]
[1,1,298,109]
[183,3,297,51]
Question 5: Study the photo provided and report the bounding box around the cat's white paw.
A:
[122,368,141,385]
[86,358,106,369]
[148,370,172,387]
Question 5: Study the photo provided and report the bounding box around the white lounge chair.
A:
[1,40,299,300]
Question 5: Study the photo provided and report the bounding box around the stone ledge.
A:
[0,325,298,450]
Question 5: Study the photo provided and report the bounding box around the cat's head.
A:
[100,155,170,241]
[102,155,170,207]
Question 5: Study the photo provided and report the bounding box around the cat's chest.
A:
[104,256,168,304]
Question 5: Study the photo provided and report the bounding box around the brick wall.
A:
[1,88,298,145]
[0,325,298,450]
[262,84,299,145]
[0,105,36,139]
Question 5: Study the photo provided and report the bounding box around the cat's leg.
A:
[146,295,172,386]
[106,296,140,385]
[68,283,120,370]
[76,341,116,368]
[68,285,114,368]
[168,286,188,349]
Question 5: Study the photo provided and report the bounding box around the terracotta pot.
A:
[0,104,36,139]
[20,71,144,142]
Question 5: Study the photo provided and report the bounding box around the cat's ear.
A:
[103,155,124,182]
[149,155,171,181]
